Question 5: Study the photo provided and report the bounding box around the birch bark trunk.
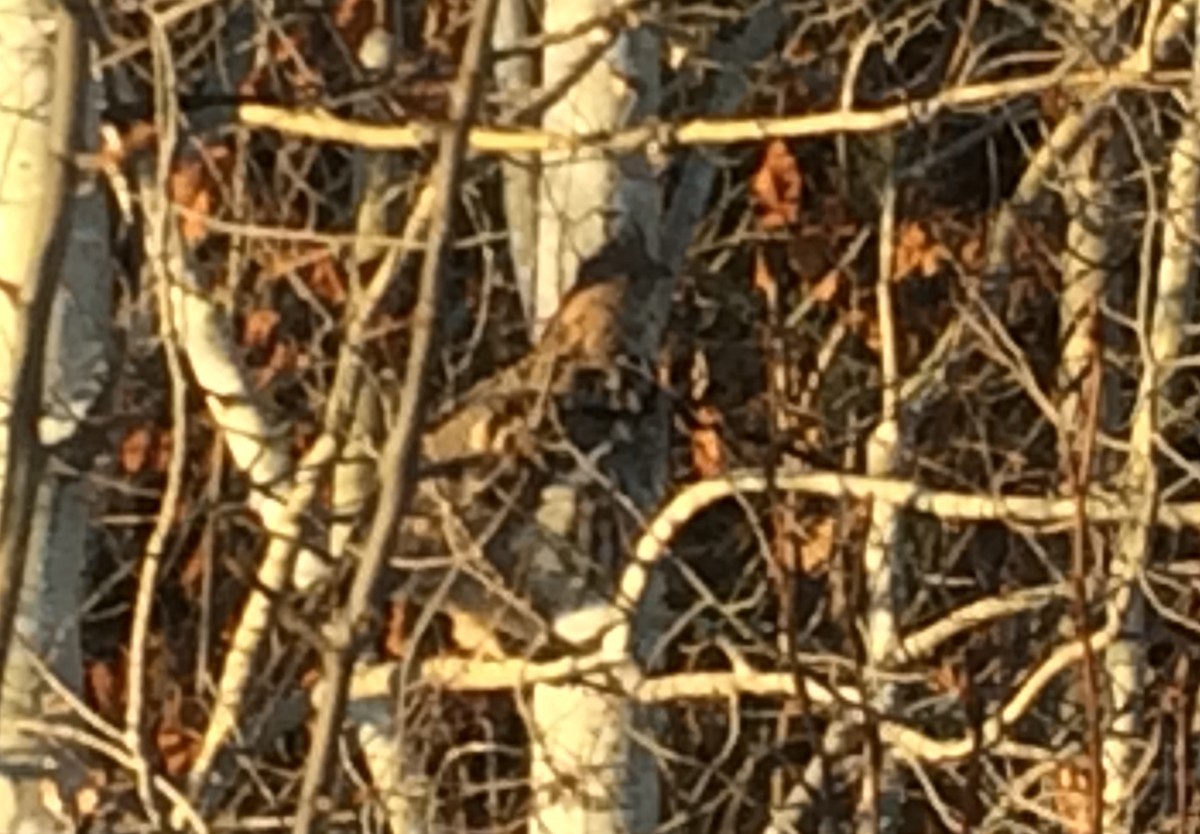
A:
[1103,9,1200,828]
[0,2,110,830]
[527,3,662,832]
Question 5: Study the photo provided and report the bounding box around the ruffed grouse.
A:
[407,230,669,654]
[425,229,667,461]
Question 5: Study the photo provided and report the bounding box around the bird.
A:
[406,228,670,655]
[423,227,668,463]
[527,228,668,419]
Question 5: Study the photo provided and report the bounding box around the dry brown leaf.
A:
[893,222,951,281]
[170,163,213,245]
[301,666,322,689]
[928,659,966,698]
[253,341,299,390]
[1039,86,1071,123]
[292,419,319,457]
[152,428,174,475]
[960,236,984,271]
[119,427,152,474]
[752,139,802,230]
[691,405,726,477]
[382,600,408,658]
[268,341,298,374]
[1050,758,1093,833]
[155,688,200,778]
[157,730,195,778]
[308,255,348,305]
[169,146,232,245]
[422,0,472,57]
[807,269,842,304]
[845,308,881,355]
[799,515,834,574]
[179,545,205,599]
[753,248,777,295]
[333,0,377,51]
[85,659,122,718]
[242,308,280,350]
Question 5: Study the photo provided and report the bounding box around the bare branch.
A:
[236,66,1186,153]
[292,0,501,829]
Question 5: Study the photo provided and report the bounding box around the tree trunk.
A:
[0,2,108,829]
[1104,11,1200,827]
[527,2,662,832]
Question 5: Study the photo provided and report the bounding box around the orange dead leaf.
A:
[85,659,122,718]
[156,688,200,778]
[152,428,174,474]
[169,146,231,245]
[292,419,319,457]
[242,308,280,349]
[893,222,952,281]
[239,25,322,96]
[422,0,473,57]
[844,308,881,355]
[752,139,802,230]
[253,341,299,390]
[119,427,153,474]
[333,0,378,51]
[169,160,212,245]
[753,248,777,295]
[157,728,196,778]
[807,269,842,304]
[179,545,206,599]
[1051,758,1093,833]
[382,600,408,658]
[799,515,835,574]
[258,246,340,299]
[307,255,348,305]
[691,405,726,477]
[928,659,967,698]
[269,340,298,373]
[960,236,984,271]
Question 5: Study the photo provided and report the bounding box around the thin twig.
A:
[124,13,184,828]
[1066,295,1103,834]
